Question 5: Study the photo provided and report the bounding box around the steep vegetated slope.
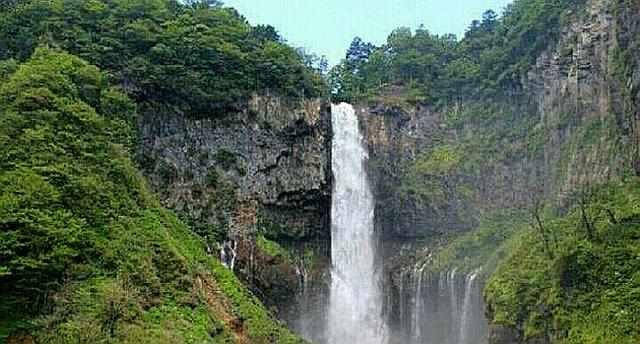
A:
[485,180,640,344]
[0,0,333,333]
[0,0,332,340]
[329,0,639,342]
[0,47,305,344]
[0,46,311,343]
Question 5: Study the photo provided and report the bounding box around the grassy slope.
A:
[0,48,304,344]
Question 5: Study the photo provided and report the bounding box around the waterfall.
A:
[393,267,488,344]
[459,270,480,344]
[448,268,459,343]
[328,103,386,344]
[325,103,487,344]
[219,240,237,271]
[412,265,426,344]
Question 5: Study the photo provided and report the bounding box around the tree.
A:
[481,10,498,32]
[323,0,587,104]
[0,47,136,305]
[528,184,555,259]
[184,0,222,8]
[0,0,326,117]
[251,24,281,43]
[328,62,354,102]
[575,185,597,241]
[317,55,329,75]
[361,49,390,88]
[345,37,375,69]
[0,0,20,10]
[465,20,482,38]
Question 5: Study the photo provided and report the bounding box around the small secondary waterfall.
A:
[459,270,481,344]
[328,103,387,344]
[392,267,488,344]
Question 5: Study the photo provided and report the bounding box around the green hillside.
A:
[0,47,304,344]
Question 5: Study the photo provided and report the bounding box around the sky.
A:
[224,0,514,66]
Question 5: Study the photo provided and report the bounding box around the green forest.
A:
[0,46,304,343]
[0,0,326,117]
[0,1,322,342]
[329,0,586,103]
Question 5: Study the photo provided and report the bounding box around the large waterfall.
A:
[328,103,387,344]
[309,103,487,344]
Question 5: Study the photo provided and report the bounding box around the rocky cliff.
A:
[359,0,638,242]
[137,94,332,324]
[356,0,639,342]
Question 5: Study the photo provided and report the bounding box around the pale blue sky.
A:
[224,0,513,66]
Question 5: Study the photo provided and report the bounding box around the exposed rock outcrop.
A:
[355,0,639,342]
[137,94,332,327]
[139,95,332,241]
[358,0,638,241]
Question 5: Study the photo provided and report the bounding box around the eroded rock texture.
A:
[138,94,332,325]
[357,0,639,342]
[139,95,331,241]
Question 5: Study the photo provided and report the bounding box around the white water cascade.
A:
[459,270,481,344]
[397,267,487,344]
[328,103,387,344]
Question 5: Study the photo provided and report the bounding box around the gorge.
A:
[1,0,639,343]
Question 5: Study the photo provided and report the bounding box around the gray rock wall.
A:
[357,0,639,342]
[138,94,332,242]
[137,94,333,327]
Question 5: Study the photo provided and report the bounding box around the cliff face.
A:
[139,95,332,241]
[487,1,640,342]
[359,0,638,241]
[357,0,639,342]
[137,94,332,323]
[525,0,638,196]
[356,101,467,240]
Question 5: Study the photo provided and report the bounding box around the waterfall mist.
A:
[328,103,387,344]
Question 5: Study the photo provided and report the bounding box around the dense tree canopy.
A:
[329,0,586,104]
[0,0,326,117]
